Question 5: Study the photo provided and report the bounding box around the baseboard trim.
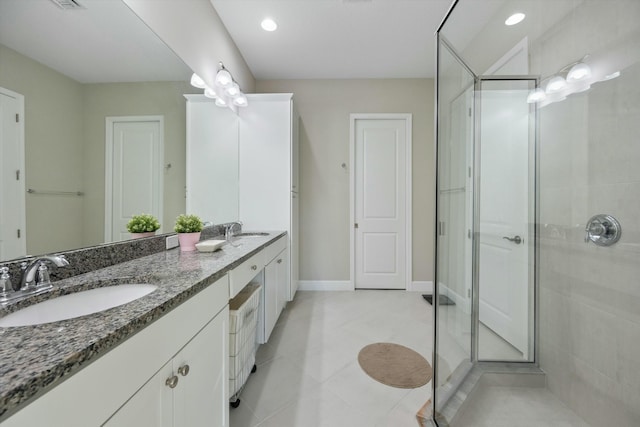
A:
[298,280,353,291]
[408,281,433,293]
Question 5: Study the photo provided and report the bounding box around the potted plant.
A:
[127,213,161,238]
[174,214,203,251]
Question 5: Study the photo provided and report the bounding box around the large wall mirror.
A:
[0,0,239,262]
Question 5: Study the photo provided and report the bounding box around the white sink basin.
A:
[0,284,158,327]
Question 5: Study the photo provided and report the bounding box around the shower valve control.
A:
[585,214,621,246]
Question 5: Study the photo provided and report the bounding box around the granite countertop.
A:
[0,231,286,421]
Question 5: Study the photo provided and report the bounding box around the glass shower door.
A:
[434,37,475,425]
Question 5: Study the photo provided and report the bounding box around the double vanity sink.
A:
[0,231,286,424]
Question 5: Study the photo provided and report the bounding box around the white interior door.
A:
[478,82,531,357]
[106,117,163,242]
[353,116,410,289]
[0,88,26,260]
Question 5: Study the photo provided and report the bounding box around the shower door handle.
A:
[502,235,522,244]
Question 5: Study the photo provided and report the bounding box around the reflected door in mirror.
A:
[0,88,26,260]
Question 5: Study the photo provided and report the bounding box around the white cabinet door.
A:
[174,307,229,427]
[104,309,229,427]
[263,260,278,342]
[102,361,173,427]
[275,248,288,316]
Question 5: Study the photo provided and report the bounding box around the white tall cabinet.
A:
[184,94,299,302]
[239,94,299,302]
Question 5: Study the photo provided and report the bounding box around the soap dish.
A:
[195,239,226,252]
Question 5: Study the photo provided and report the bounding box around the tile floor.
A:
[452,385,591,427]
[230,290,433,427]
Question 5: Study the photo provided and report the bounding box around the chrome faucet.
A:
[20,255,70,292]
[225,222,243,241]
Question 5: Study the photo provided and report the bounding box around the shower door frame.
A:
[472,75,539,364]
[433,23,542,427]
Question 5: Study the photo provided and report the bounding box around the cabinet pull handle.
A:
[251,265,258,271]
[166,375,179,388]
[277,259,282,264]
[178,364,190,376]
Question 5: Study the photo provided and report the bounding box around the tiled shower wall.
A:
[536,2,640,425]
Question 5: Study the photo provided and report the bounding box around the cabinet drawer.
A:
[229,251,264,299]
[263,236,287,264]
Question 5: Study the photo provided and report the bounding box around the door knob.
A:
[502,235,522,244]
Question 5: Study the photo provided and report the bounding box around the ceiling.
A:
[210,0,455,80]
[0,0,191,83]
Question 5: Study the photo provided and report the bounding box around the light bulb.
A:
[225,82,240,97]
[190,73,206,89]
[546,76,567,93]
[233,93,248,107]
[215,97,227,107]
[204,86,217,99]
[261,18,278,32]
[567,63,591,82]
[526,88,546,103]
[215,69,233,87]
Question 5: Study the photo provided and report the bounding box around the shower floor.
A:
[452,385,592,427]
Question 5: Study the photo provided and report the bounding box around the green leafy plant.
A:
[174,214,203,233]
[127,213,161,233]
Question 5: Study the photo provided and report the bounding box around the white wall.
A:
[535,2,640,425]
[256,79,435,285]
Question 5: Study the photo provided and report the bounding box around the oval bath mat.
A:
[358,342,432,389]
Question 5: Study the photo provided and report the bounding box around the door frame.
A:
[104,115,164,242]
[349,113,412,291]
[0,87,26,258]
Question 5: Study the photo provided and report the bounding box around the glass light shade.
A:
[215,97,227,107]
[204,86,217,99]
[505,13,525,26]
[546,76,567,93]
[233,93,248,107]
[567,63,592,81]
[225,82,240,97]
[526,88,546,103]
[215,69,233,87]
[602,71,621,81]
[190,73,206,89]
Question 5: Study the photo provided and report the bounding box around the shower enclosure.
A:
[433,0,640,425]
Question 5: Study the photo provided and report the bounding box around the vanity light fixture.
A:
[225,82,240,97]
[602,71,621,81]
[214,68,233,88]
[191,63,247,111]
[505,12,525,26]
[567,62,592,82]
[190,73,206,89]
[526,88,546,104]
[261,18,278,32]
[545,75,567,93]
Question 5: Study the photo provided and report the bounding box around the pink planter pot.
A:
[178,232,201,252]
[131,231,156,239]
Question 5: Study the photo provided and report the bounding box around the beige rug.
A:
[358,343,432,389]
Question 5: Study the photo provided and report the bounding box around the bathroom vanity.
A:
[0,232,287,426]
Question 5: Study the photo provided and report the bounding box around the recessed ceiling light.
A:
[261,18,278,32]
[505,13,525,26]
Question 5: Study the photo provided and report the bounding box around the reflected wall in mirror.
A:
[0,0,239,262]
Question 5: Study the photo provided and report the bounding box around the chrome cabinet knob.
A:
[178,364,190,376]
[166,375,179,388]
[277,259,283,264]
[251,265,258,271]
